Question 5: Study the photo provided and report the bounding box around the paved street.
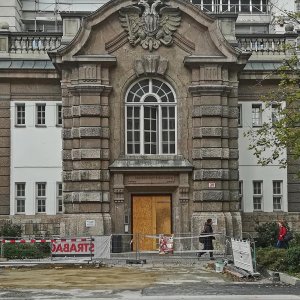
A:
[0,261,300,300]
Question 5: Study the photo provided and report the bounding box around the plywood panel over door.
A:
[132,195,171,251]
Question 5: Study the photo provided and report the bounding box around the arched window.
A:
[125,78,177,155]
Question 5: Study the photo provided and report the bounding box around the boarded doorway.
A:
[132,195,171,251]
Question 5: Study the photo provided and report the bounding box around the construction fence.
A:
[0,233,234,261]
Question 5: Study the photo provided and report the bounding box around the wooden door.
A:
[132,195,171,251]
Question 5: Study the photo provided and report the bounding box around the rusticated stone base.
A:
[242,212,300,236]
[0,213,112,237]
[191,212,242,239]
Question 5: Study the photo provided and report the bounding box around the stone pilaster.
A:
[61,62,113,235]
[112,173,125,233]
[0,83,10,215]
[188,62,241,237]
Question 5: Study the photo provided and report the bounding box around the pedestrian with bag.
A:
[276,221,288,249]
[197,218,215,260]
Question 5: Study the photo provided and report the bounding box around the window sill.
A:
[15,125,26,128]
[35,125,47,128]
[56,124,62,128]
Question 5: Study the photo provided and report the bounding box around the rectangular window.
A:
[241,0,251,12]
[253,181,263,211]
[56,104,62,126]
[273,180,282,211]
[15,104,25,126]
[272,104,280,124]
[202,0,213,12]
[238,104,242,127]
[126,107,140,154]
[230,0,240,12]
[162,107,176,154]
[36,182,46,213]
[57,182,63,213]
[239,181,243,210]
[252,104,262,127]
[144,106,158,154]
[15,183,25,213]
[36,104,46,126]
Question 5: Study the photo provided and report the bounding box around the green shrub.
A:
[255,222,279,248]
[0,223,22,238]
[256,247,288,272]
[2,243,51,259]
[286,246,300,272]
[289,232,300,247]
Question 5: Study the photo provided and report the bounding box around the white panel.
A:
[231,238,254,274]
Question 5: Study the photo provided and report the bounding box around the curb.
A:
[279,272,300,286]
[268,270,300,286]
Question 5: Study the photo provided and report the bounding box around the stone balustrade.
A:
[8,33,62,54]
[236,34,289,55]
[0,31,297,56]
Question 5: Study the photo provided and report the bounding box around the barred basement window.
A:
[253,181,263,211]
[15,183,25,213]
[36,182,46,213]
[36,103,46,126]
[125,78,177,155]
[273,181,282,211]
[15,103,25,126]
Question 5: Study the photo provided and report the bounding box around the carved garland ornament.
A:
[119,0,181,51]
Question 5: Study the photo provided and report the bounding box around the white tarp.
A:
[94,236,111,259]
[231,238,254,273]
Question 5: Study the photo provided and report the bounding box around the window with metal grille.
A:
[126,78,176,155]
[253,181,263,211]
[15,183,25,213]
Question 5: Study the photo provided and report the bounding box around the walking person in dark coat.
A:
[197,218,215,260]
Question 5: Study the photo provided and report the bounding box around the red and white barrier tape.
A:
[1,237,92,244]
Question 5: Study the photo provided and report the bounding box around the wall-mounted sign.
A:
[85,220,96,227]
[208,182,216,188]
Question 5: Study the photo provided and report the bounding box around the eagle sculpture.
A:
[119,0,182,51]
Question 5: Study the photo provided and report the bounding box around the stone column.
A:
[188,63,241,238]
[61,62,113,235]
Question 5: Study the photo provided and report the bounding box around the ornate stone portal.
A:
[48,0,249,238]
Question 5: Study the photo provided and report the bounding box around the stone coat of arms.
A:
[119,0,181,51]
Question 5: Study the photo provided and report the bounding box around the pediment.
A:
[50,0,242,64]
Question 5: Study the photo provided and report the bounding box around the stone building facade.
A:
[0,0,299,243]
